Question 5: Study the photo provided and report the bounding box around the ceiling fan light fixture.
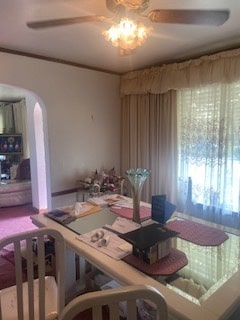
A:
[102,18,152,55]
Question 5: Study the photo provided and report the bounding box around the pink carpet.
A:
[0,204,37,240]
[0,204,37,289]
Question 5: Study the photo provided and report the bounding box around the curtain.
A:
[177,83,240,226]
[0,99,29,159]
[13,99,30,159]
[120,91,178,203]
[120,47,240,225]
[0,103,15,133]
[120,48,240,95]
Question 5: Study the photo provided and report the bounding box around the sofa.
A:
[0,158,32,207]
[0,180,32,207]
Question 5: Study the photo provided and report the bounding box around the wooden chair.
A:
[59,284,168,320]
[0,227,65,320]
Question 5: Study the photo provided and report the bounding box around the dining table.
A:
[31,197,240,320]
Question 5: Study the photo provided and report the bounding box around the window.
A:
[177,82,240,223]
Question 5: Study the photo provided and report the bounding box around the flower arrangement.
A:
[83,168,124,194]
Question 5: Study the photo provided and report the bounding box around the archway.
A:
[0,84,51,212]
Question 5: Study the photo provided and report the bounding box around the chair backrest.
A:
[59,284,168,320]
[0,227,65,320]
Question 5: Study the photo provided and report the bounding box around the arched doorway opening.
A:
[0,84,51,212]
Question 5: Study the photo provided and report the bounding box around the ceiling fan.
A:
[26,0,230,29]
[26,0,230,55]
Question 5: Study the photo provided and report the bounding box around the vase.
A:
[125,168,151,224]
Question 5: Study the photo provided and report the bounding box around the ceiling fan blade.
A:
[27,15,106,29]
[147,9,230,26]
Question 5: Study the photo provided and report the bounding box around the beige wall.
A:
[0,52,121,209]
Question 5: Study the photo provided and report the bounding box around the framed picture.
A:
[0,134,22,154]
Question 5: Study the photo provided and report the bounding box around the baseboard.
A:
[32,206,48,214]
[51,188,78,197]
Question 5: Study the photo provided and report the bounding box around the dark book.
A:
[151,195,166,224]
[165,201,177,221]
[119,223,179,250]
[45,210,76,225]
[151,195,177,224]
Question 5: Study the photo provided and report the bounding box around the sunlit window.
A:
[177,82,240,222]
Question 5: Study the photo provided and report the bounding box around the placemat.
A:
[123,248,188,276]
[166,219,229,246]
[62,203,102,218]
[110,206,151,221]
[45,204,101,225]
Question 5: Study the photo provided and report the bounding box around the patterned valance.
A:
[120,48,240,95]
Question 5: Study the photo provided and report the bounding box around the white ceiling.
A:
[0,0,240,79]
